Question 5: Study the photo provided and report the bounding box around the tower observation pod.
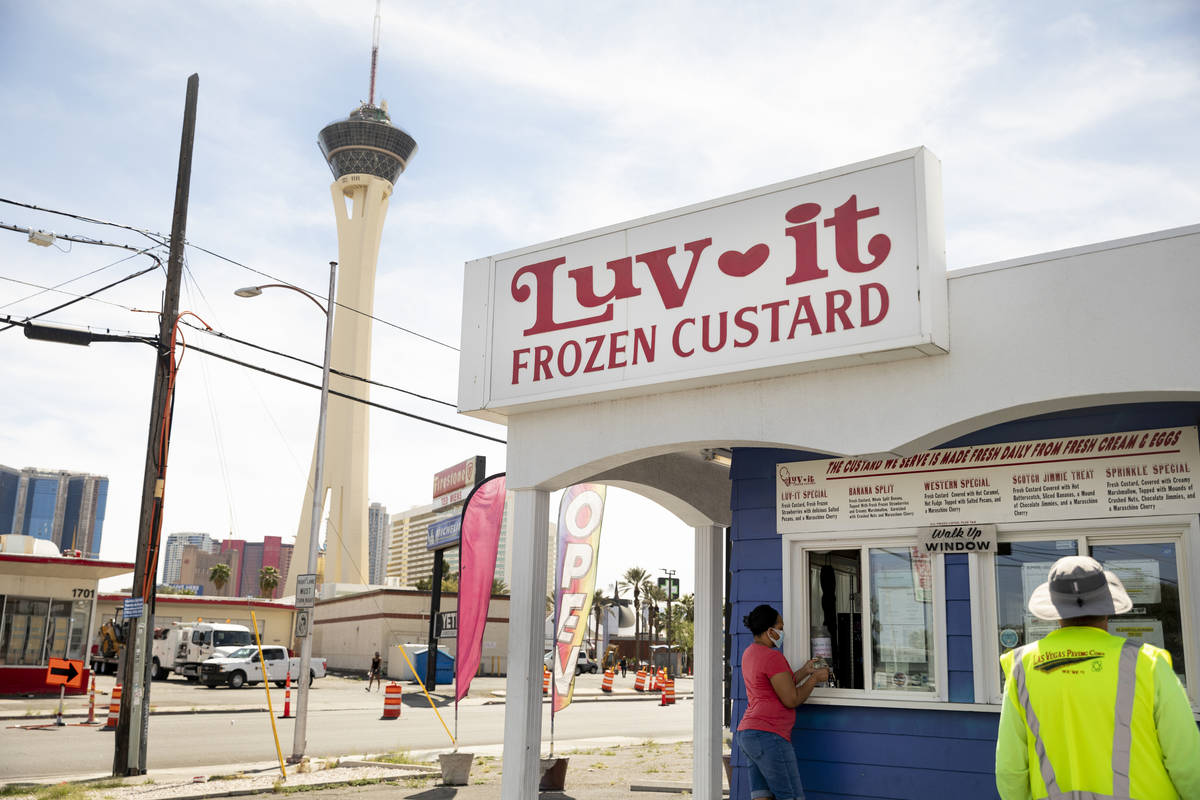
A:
[286,103,417,596]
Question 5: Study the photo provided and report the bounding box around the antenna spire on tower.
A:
[368,0,381,106]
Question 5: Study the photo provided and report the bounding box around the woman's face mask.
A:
[768,625,784,648]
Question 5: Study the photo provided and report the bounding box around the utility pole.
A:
[113,73,198,777]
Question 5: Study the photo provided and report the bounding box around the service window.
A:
[985,518,1197,704]
[785,533,945,701]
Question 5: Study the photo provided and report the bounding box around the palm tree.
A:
[258,566,281,598]
[209,562,232,595]
[491,578,509,596]
[621,566,650,663]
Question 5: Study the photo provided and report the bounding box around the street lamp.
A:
[235,261,336,763]
[660,568,677,677]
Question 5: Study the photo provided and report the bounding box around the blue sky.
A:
[1,1,1197,595]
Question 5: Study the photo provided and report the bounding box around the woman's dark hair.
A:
[743,604,780,636]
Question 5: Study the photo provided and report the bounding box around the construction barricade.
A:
[600,668,614,693]
[102,683,121,730]
[543,665,551,695]
[660,678,676,706]
[634,668,647,692]
[381,682,403,719]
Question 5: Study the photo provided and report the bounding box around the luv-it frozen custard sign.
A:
[462,149,948,414]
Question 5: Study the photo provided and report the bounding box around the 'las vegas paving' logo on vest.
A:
[1033,648,1106,673]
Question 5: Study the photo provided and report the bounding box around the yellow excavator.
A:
[91,619,126,675]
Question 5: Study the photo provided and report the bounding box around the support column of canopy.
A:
[501,488,550,800]
[693,523,724,798]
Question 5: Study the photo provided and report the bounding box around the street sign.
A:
[45,658,85,689]
[657,577,680,600]
[436,610,457,638]
[296,574,317,609]
[294,609,311,638]
[426,516,462,551]
[122,597,144,619]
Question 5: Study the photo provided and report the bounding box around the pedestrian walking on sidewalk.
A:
[366,651,382,692]
[737,604,828,800]
[995,556,1200,799]
[620,656,627,678]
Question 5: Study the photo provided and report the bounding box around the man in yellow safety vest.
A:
[996,556,1200,799]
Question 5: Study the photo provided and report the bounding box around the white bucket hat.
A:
[1028,555,1133,621]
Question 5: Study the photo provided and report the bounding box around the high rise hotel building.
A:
[0,464,108,557]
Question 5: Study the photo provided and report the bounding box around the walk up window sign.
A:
[459,148,948,419]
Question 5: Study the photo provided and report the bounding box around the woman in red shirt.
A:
[737,604,829,800]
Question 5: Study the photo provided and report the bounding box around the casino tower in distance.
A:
[285,101,417,596]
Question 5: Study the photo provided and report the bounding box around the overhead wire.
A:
[0,249,152,311]
[182,341,506,444]
[185,241,461,352]
[181,261,242,541]
[2,196,459,352]
[178,320,458,409]
[0,263,162,332]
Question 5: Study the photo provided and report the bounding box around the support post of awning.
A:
[694,523,724,798]
[501,488,550,799]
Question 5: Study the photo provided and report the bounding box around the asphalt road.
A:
[1,674,695,781]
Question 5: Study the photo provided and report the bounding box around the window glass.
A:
[995,539,1079,654]
[1092,542,1187,684]
[43,600,75,661]
[869,547,936,693]
[807,550,864,689]
[214,629,251,648]
[1,597,50,665]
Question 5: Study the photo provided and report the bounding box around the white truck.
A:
[176,622,255,680]
[199,645,328,689]
[151,624,193,680]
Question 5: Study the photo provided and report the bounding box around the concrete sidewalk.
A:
[2,736,724,800]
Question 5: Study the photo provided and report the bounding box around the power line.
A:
[0,197,167,249]
[1,196,460,353]
[185,241,460,352]
[183,342,505,444]
[178,319,458,409]
[2,313,505,444]
[0,268,159,321]
[0,249,152,312]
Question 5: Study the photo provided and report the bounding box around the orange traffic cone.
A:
[278,671,292,719]
[102,683,121,730]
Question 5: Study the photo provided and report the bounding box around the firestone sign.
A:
[459,148,947,416]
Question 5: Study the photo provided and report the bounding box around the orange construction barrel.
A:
[601,668,614,693]
[634,668,647,692]
[381,682,403,719]
[102,683,122,730]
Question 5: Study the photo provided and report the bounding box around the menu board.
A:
[778,426,1200,534]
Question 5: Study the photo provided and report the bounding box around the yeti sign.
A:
[459,148,947,419]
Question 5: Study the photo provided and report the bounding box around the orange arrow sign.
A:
[46,658,84,689]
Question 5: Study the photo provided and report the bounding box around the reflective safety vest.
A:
[1000,627,1178,800]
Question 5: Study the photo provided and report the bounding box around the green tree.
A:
[491,578,509,596]
[620,567,650,663]
[209,562,232,595]
[157,585,197,595]
[258,566,281,598]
